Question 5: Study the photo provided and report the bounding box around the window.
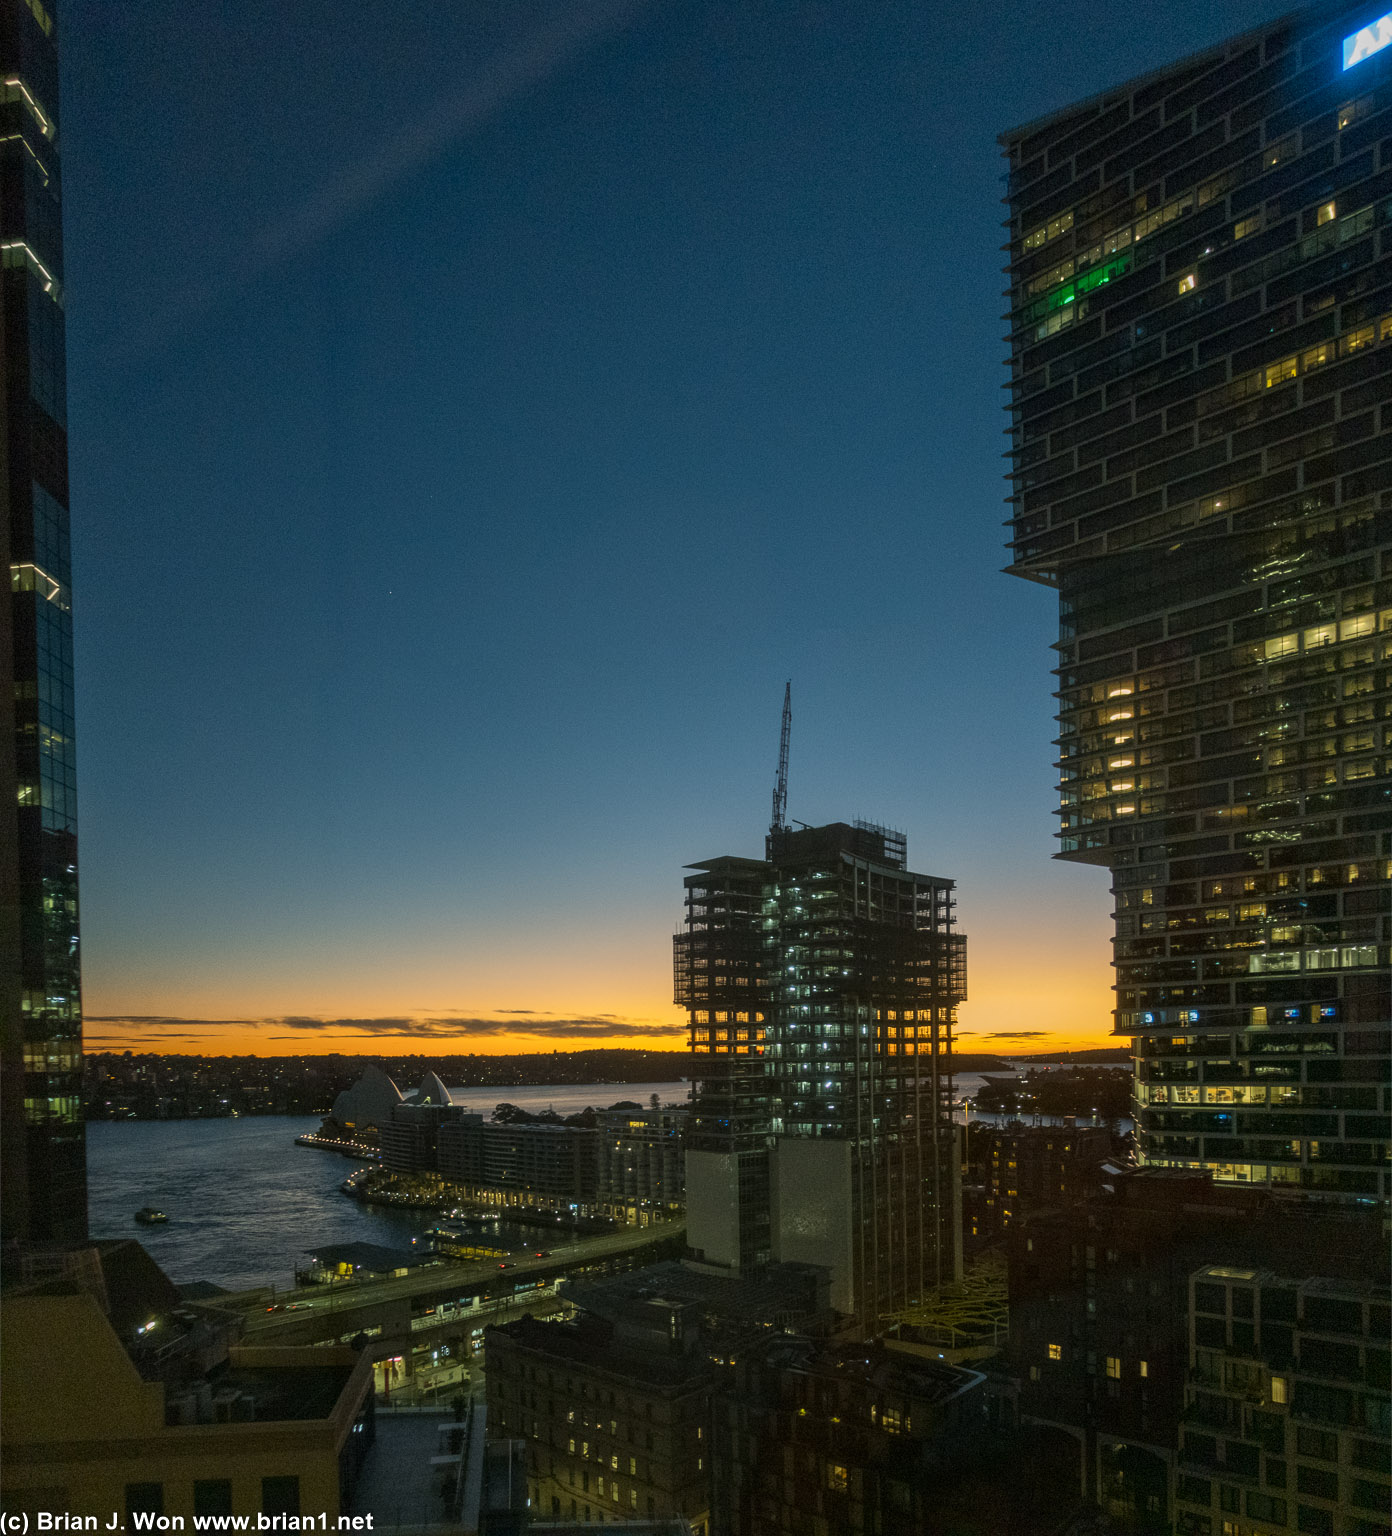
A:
[1048,1344,1062,1360]
[1178,272,1196,294]
[827,1464,849,1493]
[125,1486,164,1520]
[1140,1360,1149,1378]
[261,1479,300,1518]
[1296,1507,1333,1536]
[1106,1356,1122,1379]
[1316,201,1336,225]
[194,1483,233,1518]
[1295,1466,1338,1501]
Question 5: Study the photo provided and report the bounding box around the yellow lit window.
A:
[1139,1361,1149,1378]
[1048,1344,1062,1360]
[1271,1377,1287,1404]
[1316,200,1336,225]
[1264,356,1297,388]
[1177,272,1196,294]
[1233,216,1260,240]
[1106,1357,1121,1379]
[826,1464,848,1493]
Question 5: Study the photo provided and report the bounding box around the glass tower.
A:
[1001,2,1390,1202]
[676,821,965,1327]
[1,0,85,1245]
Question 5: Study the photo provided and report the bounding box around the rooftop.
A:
[305,1242,432,1273]
[486,1313,710,1389]
[1000,4,1312,144]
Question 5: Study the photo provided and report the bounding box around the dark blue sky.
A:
[63,0,1287,1052]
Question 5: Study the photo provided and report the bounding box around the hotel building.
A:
[1001,2,1391,1200]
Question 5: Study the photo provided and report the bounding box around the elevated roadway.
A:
[224,1219,685,1350]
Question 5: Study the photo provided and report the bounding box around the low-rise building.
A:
[965,1122,1114,1243]
[1006,1169,1387,1531]
[596,1103,686,1224]
[713,1334,1076,1536]
[1,1248,374,1522]
[1173,1266,1391,1536]
[486,1312,713,1533]
[438,1120,602,1215]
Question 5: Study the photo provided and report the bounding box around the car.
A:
[534,1250,549,1258]
[498,1262,509,1269]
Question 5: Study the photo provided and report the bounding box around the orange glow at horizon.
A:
[84,935,1118,1058]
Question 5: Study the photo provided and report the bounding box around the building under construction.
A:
[674,696,967,1330]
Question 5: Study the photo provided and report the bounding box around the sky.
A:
[62,0,1289,1058]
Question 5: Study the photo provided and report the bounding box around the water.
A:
[87,1080,691,1292]
[87,1070,1123,1291]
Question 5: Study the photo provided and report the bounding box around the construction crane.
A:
[771,681,791,835]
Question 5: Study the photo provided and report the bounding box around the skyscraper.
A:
[1001,2,1390,1201]
[676,819,965,1328]
[1,0,85,1244]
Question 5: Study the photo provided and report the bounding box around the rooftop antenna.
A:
[771,680,791,835]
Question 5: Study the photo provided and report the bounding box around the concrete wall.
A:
[771,1138,854,1314]
[683,1149,743,1271]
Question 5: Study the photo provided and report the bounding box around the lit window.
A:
[1177,272,1196,294]
[1233,216,1261,240]
[1317,200,1336,225]
[827,1464,848,1493]
[1106,1356,1122,1380]
[1271,1377,1287,1404]
[1048,1344,1062,1361]
[1140,1361,1149,1378]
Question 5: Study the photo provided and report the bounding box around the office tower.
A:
[1001,3,1391,1201]
[1,0,85,1244]
[675,820,965,1329]
[674,855,773,1272]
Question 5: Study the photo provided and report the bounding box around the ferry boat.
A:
[134,1206,169,1224]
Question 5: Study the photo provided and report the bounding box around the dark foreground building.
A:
[714,1334,1078,1536]
[1,0,84,1245]
[675,820,966,1330]
[1001,2,1392,1199]
[1006,1168,1389,1530]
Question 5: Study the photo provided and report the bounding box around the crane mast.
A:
[771,681,791,835]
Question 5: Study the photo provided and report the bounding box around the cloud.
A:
[90,1012,685,1042]
[273,1015,683,1040]
[965,1030,1052,1040]
[87,1015,257,1028]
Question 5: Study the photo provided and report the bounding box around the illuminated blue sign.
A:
[1344,11,1392,68]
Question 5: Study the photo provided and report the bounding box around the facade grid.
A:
[675,820,966,1328]
[1001,1,1391,1201]
[1,0,85,1246]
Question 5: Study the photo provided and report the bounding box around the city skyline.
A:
[65,0,1289,1058]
